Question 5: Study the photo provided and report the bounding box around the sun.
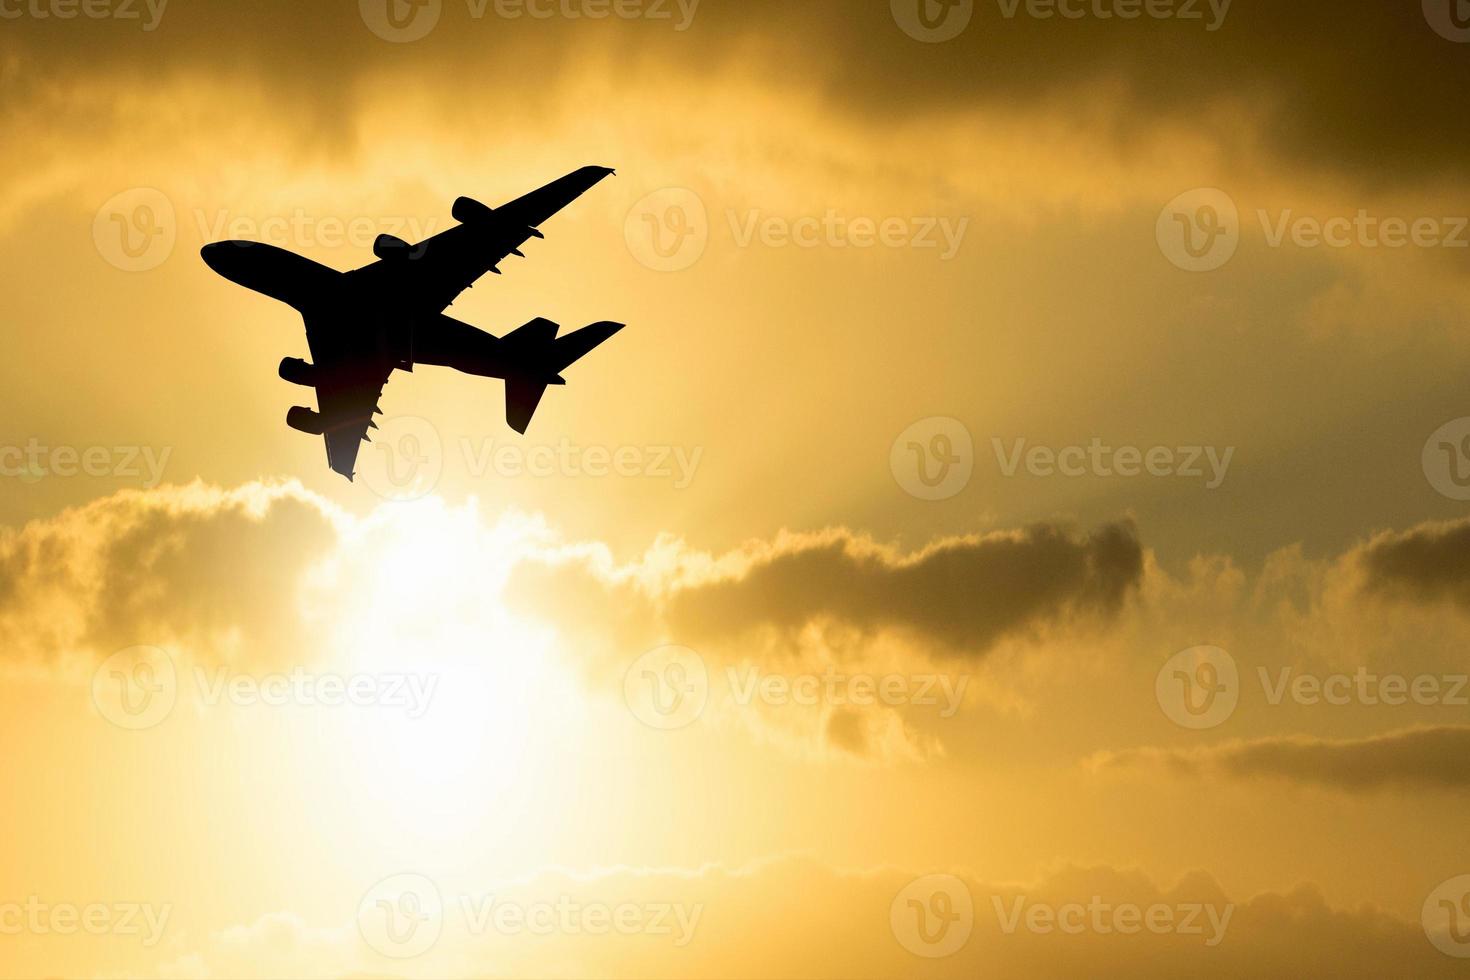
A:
[282,496,593,864]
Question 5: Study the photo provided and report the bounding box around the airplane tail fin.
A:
[502,319,624,434]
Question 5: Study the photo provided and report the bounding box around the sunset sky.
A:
[4,1,1470,976]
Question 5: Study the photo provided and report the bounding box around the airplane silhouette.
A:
[201,166,623,481]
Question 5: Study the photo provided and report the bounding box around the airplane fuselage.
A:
[200,240,500,374]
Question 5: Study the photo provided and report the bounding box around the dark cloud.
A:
[3,0,1467,188]
[664,521,1143,657]
[1359,518,1470,611]
[0,482,339,666]
[1098,726,1470,792]
[509,521,1142,668]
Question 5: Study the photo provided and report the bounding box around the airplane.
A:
[201,165,623,481]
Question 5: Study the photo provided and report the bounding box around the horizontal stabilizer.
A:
[501,320,624,434]
[552,321,623,373]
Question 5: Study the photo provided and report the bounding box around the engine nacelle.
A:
[452,196,494,224]
[286,406,326,436]
[278,357,316,387]
[373,233,413,260]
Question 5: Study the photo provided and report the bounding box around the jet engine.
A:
[452,196,494,224]
[373,234,413,260]
[286,406,326,435]
[278,357,316,387]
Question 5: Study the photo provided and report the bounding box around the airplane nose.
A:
[200,242,229,274]
[201,241,256,281]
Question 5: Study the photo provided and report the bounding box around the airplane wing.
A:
[303,316,395,481]
[346,166,616,312]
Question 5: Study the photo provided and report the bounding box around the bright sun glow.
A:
[281,499,592,859]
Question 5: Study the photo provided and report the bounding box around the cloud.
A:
[513,521,1143,660]
[506,521,1141,761]
[154,856,1456,979]
[1358,518,1470,612]
[0,480,341,670]
[4,0,1468,197]
[1093,726,1470,793]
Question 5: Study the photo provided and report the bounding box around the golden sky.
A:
[4,1,1470,976]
